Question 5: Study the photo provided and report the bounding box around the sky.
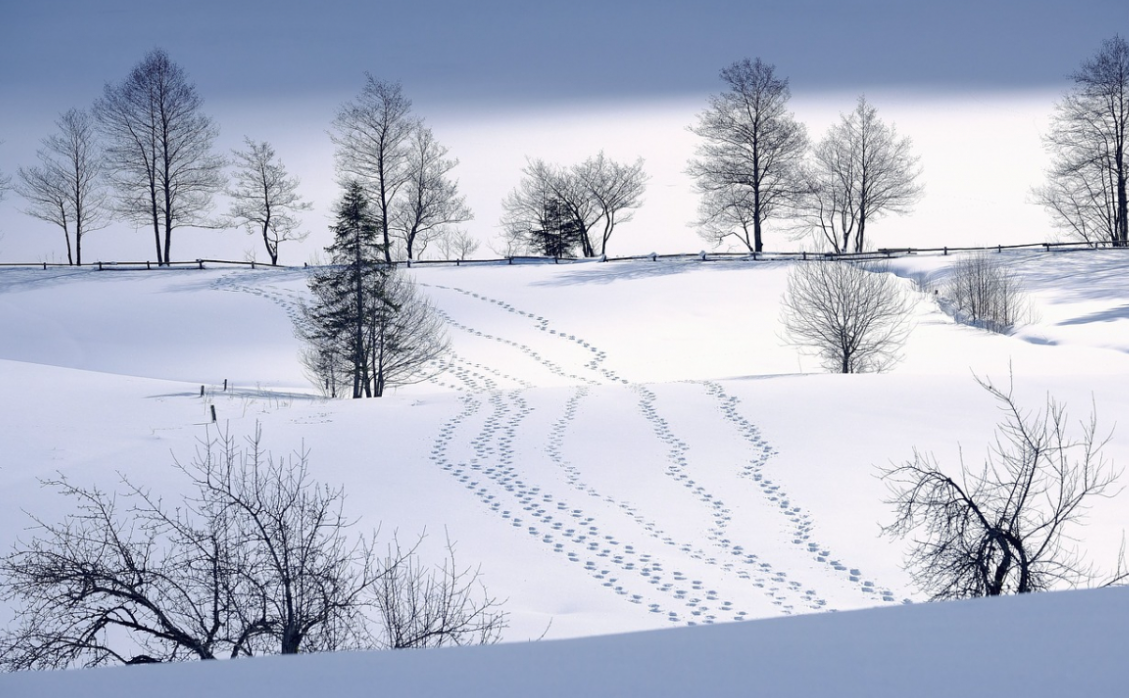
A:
[0,1,1125,262]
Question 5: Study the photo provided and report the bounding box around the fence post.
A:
[943,246,948,256]
[98,261,103,271]
[197,260,204,269]
[997,245,1002,254]
[802,251,807,261]
[210,405,217,422]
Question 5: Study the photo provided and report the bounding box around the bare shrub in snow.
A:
[881,374,1124,599]
[0,426,504,670]
[780,261,913,373]
[376,535,506,649]
[944,253,1031,334]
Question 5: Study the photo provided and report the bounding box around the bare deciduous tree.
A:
[94,48,225,265]
[689,58,808,253]
[227,138,311,265]
[15,109,109,265]
[501,152,647,258]
[881,375,1123,599]
[796,96,923,253]
[943,253,1031,334]
[390,126,473,260]
[1036,35,1129,246]
[332,77,417,263]
[780,261,913,373]
[0,140,11,203]
[435,229,480,261]
[0,426,505,670]
[375,534,506,649]
[0,427,382,667]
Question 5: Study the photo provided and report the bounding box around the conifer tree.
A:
[301,181,448,398]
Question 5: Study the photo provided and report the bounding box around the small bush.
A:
[944,253,1030,334]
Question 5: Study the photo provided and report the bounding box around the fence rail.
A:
[0,240,1120,272]
[0,259,283,270]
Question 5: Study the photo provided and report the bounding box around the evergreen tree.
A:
[301,181,448,398]
[304,181,387,398]
[530,198,583,258]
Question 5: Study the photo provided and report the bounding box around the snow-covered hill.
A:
[0,250,1126,695]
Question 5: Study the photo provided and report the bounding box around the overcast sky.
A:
[1,1,1126,261]
[3,0,1122,110]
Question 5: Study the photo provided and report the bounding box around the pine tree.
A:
[301,180,448,398]
[304,181,387,398]
[530,198,583,258]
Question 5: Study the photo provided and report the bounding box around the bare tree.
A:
[390,126,473,260]
[502,152,647,258]
[435,229,480,260]
[0,426,385,668]
[573,152,648,256]
[796,96,923,253]
[780,261,913,373]
[695,185,761,252]
[332,77,417,263]
[1036,35,1129,246]
[0,425,504,670]
[15,108,108,265]
[375,534,507,648]
[94,48,225,265]
[689,58,808,253]
[227,138,311,265]
[881,375,1123,599]
[0,140,10,203]
[178,425,387,655]
[943,253,1031,334]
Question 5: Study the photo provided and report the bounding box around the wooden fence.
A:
[0,240,1119,271]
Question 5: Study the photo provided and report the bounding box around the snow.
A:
[0,250,1126,696]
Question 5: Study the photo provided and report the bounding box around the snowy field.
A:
[0,249,1126,695]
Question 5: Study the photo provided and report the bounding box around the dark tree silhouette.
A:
[689,58,808,253]
[94,49,225,265]
[780,261,913,373]
[1037,35,1129,246]
[227,138,311,265]
[501,152,646,257]
[881,375,1122,599]
[0,426,505,670]
[16,109,108,265]
[301,181,448,398]
[797,96,922,253]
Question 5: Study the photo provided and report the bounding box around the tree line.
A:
[1,37,1124,263]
